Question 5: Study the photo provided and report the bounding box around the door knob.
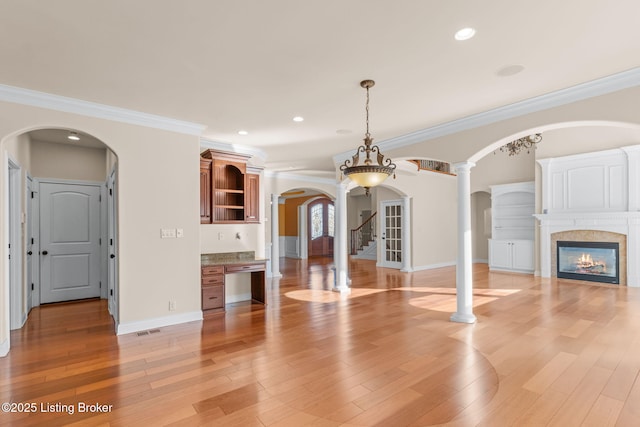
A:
[27,251,32,255]
[41,250,48,255]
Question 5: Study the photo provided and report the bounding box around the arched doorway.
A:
[277,188,334,260]
[2,127,119,334]
[307,197,334,257]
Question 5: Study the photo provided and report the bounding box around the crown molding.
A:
[333,67,640,164]
[0,84,206,136]
[264,170,336,185]
[199,138,267,161]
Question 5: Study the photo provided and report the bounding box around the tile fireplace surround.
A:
[535,146,640,287]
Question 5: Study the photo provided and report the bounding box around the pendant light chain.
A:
[365,84,371,139]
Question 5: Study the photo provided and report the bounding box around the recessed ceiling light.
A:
[238,130,248,135]
[67,131,80,141]
[454,27,476,41]
[293,116,304,122]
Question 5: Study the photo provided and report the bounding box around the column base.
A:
[450,312,477,324]
[332,286,351,295]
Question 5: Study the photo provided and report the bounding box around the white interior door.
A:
[40,182,101,304]
[380,200,403,269]
[26,176,33,313]
[8,159,23,329]
[107,170,118,321]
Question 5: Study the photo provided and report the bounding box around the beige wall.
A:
[372,172,457,270]
[471,191,491,261]
[0,101,201,349]
[471,148,535,193]
[385,86,640,166]
[30,140,107,182]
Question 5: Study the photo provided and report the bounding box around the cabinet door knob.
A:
[41,250,48,255]
[110,254,116,259]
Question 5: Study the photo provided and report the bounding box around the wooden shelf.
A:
[216,189,244,194]
[200,149,261,223]
[217,205,244,209]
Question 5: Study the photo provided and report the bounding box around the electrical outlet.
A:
[218,232,224,240]
[176,228,184,238]
[169,300,176,311]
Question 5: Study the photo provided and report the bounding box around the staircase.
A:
[350,212,377,260]
[353,240,377,260]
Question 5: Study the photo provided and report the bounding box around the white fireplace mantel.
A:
[536,146,640,287]
[535,212,640,287]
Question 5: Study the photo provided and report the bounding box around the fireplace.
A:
[556,241,619,284]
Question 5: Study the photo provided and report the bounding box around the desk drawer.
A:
[202,285,224,310]
[201,274,224,286]
[225,263,265,274]
[201,265,224,276]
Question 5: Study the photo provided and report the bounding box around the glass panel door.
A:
[380,200,403,269]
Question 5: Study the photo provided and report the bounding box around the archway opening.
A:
[2,127,119,341]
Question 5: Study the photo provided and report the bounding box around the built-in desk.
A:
[201,252,266,315]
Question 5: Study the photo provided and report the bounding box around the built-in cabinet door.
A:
[512,240,534,271]
[245,173,260,223]
[489,239,512,270]
[489,239,534,272]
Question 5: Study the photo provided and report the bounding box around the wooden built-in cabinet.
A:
[201,265,225,314]
[200,149,261,224]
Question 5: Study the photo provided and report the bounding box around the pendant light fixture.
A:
[340,80,396,195]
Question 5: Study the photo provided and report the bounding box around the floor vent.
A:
[149,329,161,334]
[136,331,149,336]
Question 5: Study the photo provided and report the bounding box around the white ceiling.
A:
[2,1,639,174]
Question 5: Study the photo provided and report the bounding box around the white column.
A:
[270,193,281,278]
[333,183,350,293]
[451,161,477,324]
[400,195,412,272]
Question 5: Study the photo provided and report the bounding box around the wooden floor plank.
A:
[2,259,640,426]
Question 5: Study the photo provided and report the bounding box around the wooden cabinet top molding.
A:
[200,149,251,162]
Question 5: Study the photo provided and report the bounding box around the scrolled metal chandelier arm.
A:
[497,133,543,156]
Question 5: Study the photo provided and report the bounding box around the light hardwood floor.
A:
[1,258,640,426]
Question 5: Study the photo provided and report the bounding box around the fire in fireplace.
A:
[557,241,619,284]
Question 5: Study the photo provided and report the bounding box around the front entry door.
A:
[308,198,335,257]
[380,200,403,269]
[40,182,101,304]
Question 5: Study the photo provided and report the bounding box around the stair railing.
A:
[350,212,377,255]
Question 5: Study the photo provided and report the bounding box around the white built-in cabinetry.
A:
[489,181,534,273]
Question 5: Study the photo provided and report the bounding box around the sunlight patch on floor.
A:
[285,288,386,303]
[285,287,520,307]
[409,295,499,312]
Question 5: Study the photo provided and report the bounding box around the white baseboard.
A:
[411,261,457,272]
[116,310,203,336]
[0,339,9,357]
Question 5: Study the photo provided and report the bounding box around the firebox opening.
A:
[556,241,619,284]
